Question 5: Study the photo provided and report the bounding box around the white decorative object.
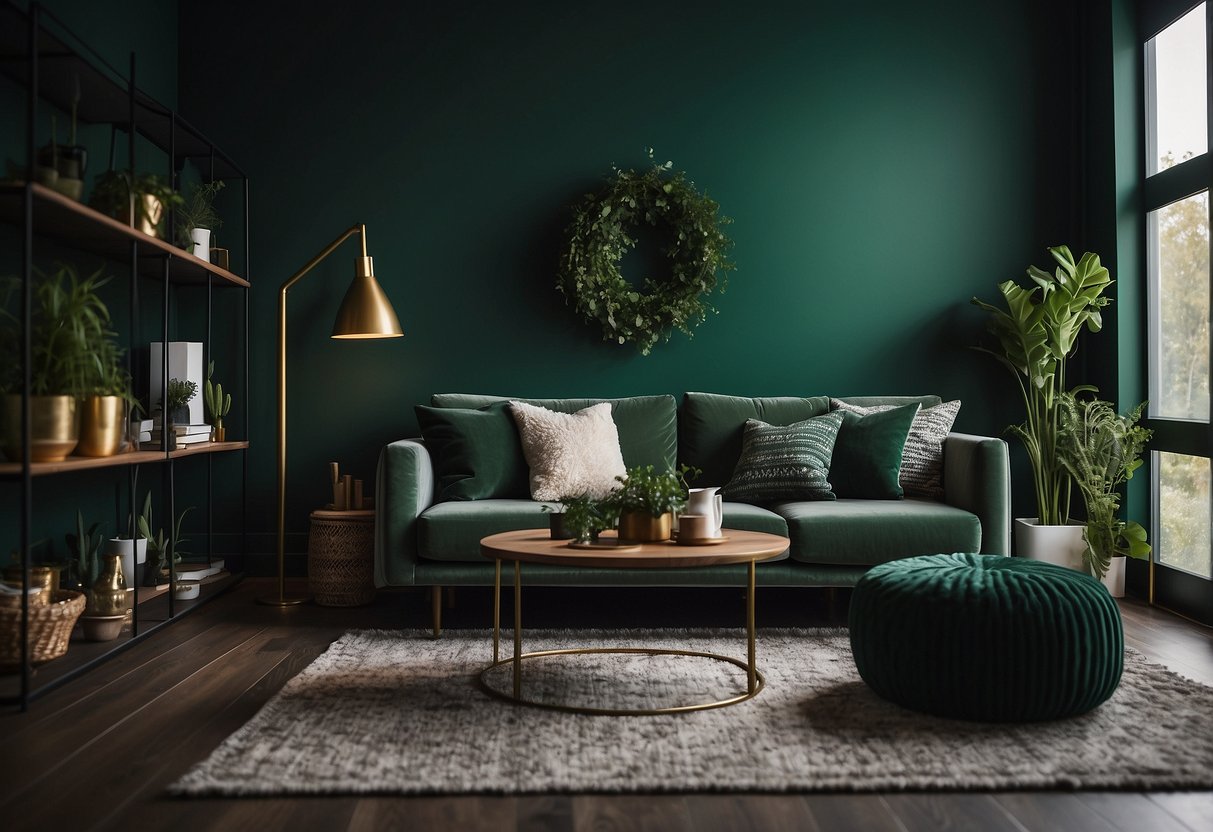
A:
[173,581,201,600]
[104,537,147,588]
[685,486,723,537]
[508,401,626,501]
[1015,518,1088,572]
[1101,556,1126,597]
[189,227,211,259]
[150,341,205,426]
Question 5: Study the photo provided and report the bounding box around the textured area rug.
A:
[172,628,1213,796]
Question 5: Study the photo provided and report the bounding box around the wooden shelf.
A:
[0,184,250,287]
[0,440,248,478]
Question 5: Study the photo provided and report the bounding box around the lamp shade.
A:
[331,256,404,339]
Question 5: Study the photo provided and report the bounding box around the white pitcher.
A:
[684,486,723,537]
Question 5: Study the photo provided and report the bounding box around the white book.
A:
[176,432,211,446]
[175,560,224,580]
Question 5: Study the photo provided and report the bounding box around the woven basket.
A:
[308,515,375,607]
[0,589,87,669]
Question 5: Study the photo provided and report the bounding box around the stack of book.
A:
[131,418,153,444]
[148,423,212,446]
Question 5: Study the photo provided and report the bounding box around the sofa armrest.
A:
[375,439,436,587]
[943,433,1010,555]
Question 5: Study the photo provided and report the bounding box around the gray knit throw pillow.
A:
[830,399,960,499]
[721,412,845,504]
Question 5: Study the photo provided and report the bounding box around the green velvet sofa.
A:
[375,393,1010,606]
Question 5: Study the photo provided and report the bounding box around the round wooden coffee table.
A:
[478,528,789,715]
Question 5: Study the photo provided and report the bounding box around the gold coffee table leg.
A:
[493,559,501,663]
[513,561,522,698]
[747,559,757,694]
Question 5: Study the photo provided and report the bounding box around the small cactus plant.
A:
[203,360,232,436]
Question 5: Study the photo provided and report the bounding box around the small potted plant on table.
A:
[158,378,197,450]
[611,465,698,542]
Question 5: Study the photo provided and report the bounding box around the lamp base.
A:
[257,595,309,607]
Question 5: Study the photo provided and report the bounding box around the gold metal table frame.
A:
[477,554,768,716]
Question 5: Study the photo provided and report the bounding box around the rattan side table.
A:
[307,509,376,607]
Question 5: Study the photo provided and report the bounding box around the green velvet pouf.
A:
[848,553,1123,722]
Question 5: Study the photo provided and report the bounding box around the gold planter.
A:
[617,511,673,543]
[1,394,79,462]
[77,395,126,457]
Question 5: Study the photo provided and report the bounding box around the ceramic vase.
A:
[1014,518,1088,573]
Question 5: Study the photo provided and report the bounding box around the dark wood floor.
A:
[2,579,1211,832]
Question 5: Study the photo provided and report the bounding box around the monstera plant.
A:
[971,245,1113,528]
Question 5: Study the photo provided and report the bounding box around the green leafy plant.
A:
[89,170,183,233]
[162,378,197,421]
[557,149,735,355]
[1056,393,1153,579]
[609,464,700,518]
[137,492,194,580]
[203,360,231,430]
[971,245,1113,526]
[64,510,104,588]
[544,495,619,543]
[0,263,112,396]
[176,179,224,243]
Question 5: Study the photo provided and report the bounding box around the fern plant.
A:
[1056,393,1153,579]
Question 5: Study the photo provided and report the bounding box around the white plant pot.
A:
[1101,555,1126,597]
[1014,518,1089,573]
[189,227,211,258]
[104,537,147,588]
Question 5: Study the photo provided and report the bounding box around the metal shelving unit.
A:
[0,1,251,710]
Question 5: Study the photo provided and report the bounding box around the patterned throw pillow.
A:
[830,399,961,498]
[508,401,627,501]
[721,411,845,504]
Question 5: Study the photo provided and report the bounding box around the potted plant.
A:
[971,245,1113,566]
[0,264,111,462]
[157,378,197,450]
[137,492,192,587]
[544,495,618,543]
[176,180,224,259]
[64,511,105,591]
[77,293,142,457]
[1056,393,1153,595]
[89,170,183,238]
[610,464,698,542]
[203,360,231,441]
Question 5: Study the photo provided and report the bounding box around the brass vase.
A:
[88,554,129,616]
[77,395,126,457]
[617,511,673,543]
[1,394,79,462]
[136,193,164,237]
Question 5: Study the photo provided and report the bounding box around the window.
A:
[1143,1,1213,611]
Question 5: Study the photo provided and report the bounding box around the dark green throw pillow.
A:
[414,402,529,501]
[721,411,845,504]
[829,403,919,499]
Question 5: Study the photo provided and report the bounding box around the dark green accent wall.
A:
[174,0,1101,570]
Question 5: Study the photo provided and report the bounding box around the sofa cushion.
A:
[720,502,789,536]
[432,393,676,471]
[509,401,626,500]
[832,398,960,499]
[774,498,981,566]
[415,402,530,500]
[722,413,844,503]
[829,403,919,500]
[418,499,554,562]
[680,392,831,488]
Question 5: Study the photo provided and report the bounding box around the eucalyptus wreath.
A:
[557,153,735,355]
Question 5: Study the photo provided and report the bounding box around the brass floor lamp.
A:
[259,225,403,606]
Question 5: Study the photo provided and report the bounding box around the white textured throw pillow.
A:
[508,401,627,501]
[831,399,961,499]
